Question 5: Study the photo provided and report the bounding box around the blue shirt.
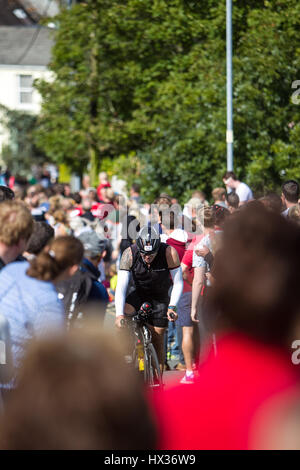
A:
[0,262,64,388]
[81,258,109,305]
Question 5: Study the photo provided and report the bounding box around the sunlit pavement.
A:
[162,369,185,389]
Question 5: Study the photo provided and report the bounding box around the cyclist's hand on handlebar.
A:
[167,308,178,322]
[115,315,126,328]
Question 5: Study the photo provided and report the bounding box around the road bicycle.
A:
[122,302,163,389]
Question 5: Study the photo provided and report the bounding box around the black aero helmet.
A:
[137,225,161,255]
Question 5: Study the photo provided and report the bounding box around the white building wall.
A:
[0,65,52,162]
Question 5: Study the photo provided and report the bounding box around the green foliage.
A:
[0,105,46,176]
[34,0,300,202]
[234,1,300,195]
[100,152,142,195]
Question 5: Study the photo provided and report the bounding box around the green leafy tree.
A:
[0,105,46,176]
[234,1,300,195]
[136,0,300,201]
[35,0,300,202]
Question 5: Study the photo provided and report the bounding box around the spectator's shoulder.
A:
[0,260,29,277]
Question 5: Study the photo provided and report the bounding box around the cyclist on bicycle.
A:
[115,225,183,371]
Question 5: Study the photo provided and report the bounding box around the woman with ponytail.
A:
[0,236,84,398]
[26,236,82,282]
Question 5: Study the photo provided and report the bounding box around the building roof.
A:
[0,26,53,66]
[0,0,37,26]
[0,0,59,26]
[20,0,59,20]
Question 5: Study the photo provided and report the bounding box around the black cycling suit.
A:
[125,243,173,328]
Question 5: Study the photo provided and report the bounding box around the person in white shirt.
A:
[223,171,253,205]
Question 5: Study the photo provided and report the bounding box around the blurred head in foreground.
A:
[211,204,300,346]
[0,326,156,450]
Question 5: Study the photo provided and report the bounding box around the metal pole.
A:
[226,0,233,171]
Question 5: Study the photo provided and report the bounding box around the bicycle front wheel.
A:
[144,343,163,388]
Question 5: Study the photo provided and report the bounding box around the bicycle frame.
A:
[125,310,163,388]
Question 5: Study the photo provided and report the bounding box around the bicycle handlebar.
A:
[119,310,150,327]
[120,304,176,327]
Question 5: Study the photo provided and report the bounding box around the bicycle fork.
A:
[136,338,145,371]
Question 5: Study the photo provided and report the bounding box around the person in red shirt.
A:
[152,203,300,450]
[172,232,203,381]
[91,188,115,221]
[96,172,111,202]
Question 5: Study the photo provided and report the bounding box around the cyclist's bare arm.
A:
[166,245,180,269]
[166,246,183,321]
[115,248,133,327]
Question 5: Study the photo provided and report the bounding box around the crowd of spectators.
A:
[0,168,299,449]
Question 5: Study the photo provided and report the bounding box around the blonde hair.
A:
[53,209,69,225]
[104,188,115,201]
[109,264,117,276]
[61,198,75,211]
[99,171,108,181]
[48,196,63,215]
[154,194,172,207]
[0,201,33,246]
[27,236,84,281]
[212,187,226,202]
